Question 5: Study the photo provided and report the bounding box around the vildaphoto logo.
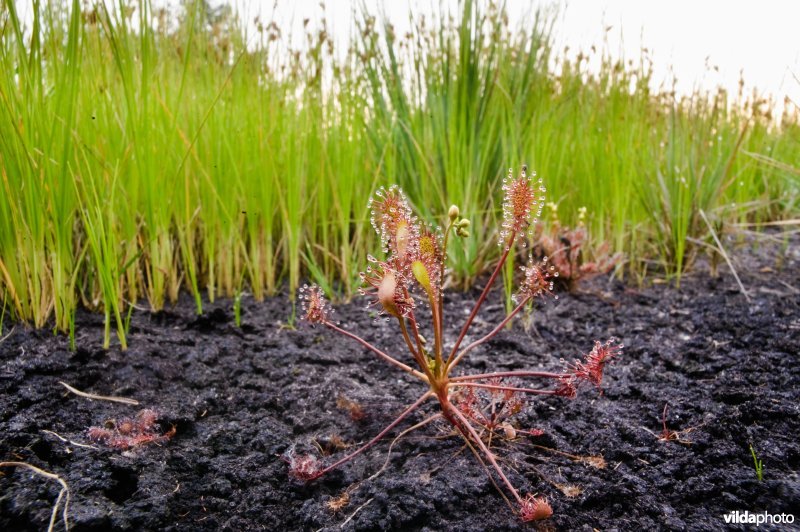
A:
[723,511,795,527]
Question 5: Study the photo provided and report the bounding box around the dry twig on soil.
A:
[0,461,71,532]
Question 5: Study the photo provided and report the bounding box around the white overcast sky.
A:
[14,0,800,108]
[232,0,800,108]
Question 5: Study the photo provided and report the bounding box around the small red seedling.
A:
[660,404,676,441]
[88,409,175,450]
[336,395,367,422]
[657,403,694,445]
[520,494,554,521]
[284,448,324,481]
[534,205,622,292]
[294,167,622,522]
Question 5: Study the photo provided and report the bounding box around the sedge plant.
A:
[293,166,622,521]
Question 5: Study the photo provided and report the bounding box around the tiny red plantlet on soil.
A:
[656,403,695,445]
[296,167,622,521]
[87,409,175,450]
[534,204,622,292]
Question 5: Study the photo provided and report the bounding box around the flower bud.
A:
[448,205,460,221]
[577,206,587,227]
[457,218,471,229]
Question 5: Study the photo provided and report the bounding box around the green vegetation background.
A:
[0,0,797,348]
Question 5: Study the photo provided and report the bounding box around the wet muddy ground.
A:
[1,237,799,531]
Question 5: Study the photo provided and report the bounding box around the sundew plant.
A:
[296,168,622,521]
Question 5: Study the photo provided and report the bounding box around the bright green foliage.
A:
[0,0,797,346]
[750,444,764,482]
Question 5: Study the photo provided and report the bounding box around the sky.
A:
[229,0,800,108]
[541,0,800,105]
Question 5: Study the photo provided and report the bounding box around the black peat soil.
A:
[1,239,799,532]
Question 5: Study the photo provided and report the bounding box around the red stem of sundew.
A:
[406,315,435,375]
[445,231,516,367]
[437,222,453,367]
[448,382,560,396]
[448,402,523,505]
[323,321,428,382]
[448,294,531,371]
[450,370,569,382]
[315,392,432,477]
[398,318,420,360]
[398,318,434,381]
[400,285,440,375]
[428,291,444,373]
